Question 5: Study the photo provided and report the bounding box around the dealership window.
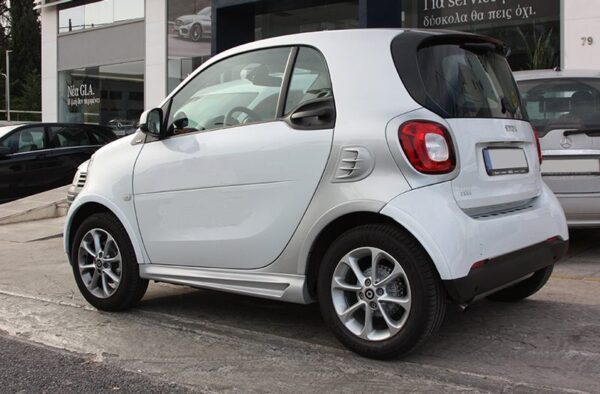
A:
[58,61,144,136]
[58,0,144,33]
[255,1,359,40]
[167,0,213,93]
[401,0,560,71]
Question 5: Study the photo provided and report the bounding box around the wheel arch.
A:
[65,196,147,266]
[305,211,444,299]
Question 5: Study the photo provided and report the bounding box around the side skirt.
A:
[139,264,312,304]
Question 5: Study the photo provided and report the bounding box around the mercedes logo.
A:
[560,136,572,149]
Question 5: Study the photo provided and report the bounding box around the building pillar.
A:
[41,6,58,122]
[145,0,168,108]
[562,0,600,70]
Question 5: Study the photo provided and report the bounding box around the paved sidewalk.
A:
[0,186,69,225]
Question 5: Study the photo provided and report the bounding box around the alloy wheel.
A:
[331,247,412,341]
[77,228,122,299]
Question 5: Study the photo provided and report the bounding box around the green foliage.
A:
[517,27,557,70]
[0,0,41,118]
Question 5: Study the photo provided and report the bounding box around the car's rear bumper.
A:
[554,193,600,228]
[443,237,568,303]
[380,181,569,281]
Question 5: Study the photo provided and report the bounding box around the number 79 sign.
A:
[581,36,594,46]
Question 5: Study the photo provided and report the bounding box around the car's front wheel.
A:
[190,24,203,42]
[71,212,148,311]
[318,224,446,359]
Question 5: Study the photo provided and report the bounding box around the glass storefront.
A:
[58,61,144,136]
[401,0,560,71]
[58,0,144,33]
[167,0,213,93]
[255,1,359,40]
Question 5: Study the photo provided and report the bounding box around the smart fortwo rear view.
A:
[65,29,568,359]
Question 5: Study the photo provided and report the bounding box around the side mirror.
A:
[0,146,11,158]
[139,108,164,138]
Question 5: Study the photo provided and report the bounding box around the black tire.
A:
[317,224,446,359]
[190,24,202,42]
[487,265,553,302]
[71,212,148,312]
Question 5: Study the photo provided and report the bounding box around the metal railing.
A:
[0,110,42,122]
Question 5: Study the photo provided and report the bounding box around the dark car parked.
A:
[0,123,117,203]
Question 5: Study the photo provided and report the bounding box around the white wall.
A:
[563,0,600,69]
[41,6,58,122]
[144,0,167,109]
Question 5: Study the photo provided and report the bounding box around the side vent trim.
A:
[333,146,375,182]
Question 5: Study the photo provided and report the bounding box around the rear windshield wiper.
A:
[563,128,600,137]
[501,97,517,117]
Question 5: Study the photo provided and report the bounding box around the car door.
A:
[47,125,101,188]
[0,125,51,201]
[133,46,335,269]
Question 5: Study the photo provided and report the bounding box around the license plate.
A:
[541,158,600,174]
[483,148,529,176]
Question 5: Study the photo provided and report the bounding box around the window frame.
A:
[0,125,48,155]
[159,44,334,141]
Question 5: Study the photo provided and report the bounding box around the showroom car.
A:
[65,29,568,359]
[174,6,211,42]
[0,123,116,203]
[515,70,600,227]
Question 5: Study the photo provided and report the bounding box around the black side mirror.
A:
[0,146,11,158]
[139,108,164,138]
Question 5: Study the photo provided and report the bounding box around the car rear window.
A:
[417,43,525,120]
[518,78,600,135]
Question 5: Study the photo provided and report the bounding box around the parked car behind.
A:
[65,29,568,359]
[0,123,116,203]
[515,70,600,227]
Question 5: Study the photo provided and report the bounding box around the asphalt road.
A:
[0,218,599,392]
[0,334,189,393]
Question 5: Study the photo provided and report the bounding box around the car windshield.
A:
[518,78,600,135]
[417,43,525,120]
[0,125,22,139]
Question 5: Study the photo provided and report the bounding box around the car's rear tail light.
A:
[532,127,542,164]
[399,121,456,174]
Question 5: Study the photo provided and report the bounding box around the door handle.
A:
[290,106,332,120]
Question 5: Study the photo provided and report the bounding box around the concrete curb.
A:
[0,186,70,225]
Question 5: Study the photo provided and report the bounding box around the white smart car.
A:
[65,29,568,359]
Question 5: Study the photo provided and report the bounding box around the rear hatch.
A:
[518,77,600,194]
[392,32,541,215]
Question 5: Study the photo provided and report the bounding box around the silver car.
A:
[515,70,600,227]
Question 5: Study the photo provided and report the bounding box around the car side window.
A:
[49,126,92,148]
[166,47,291,136]
[0,127,46,154]
[284,47,333,115]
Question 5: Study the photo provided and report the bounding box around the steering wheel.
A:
[224,106,261,126]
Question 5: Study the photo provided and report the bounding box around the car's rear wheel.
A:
[191,24,202,42]
[318,224,446,359]
[71,212,148,311]
[487,265,553,302]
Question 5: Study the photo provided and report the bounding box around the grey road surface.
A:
[0,218,599,393]
[0,334,189,393]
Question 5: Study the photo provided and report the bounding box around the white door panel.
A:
[133,121,332,269]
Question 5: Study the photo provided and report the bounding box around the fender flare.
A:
[64,194,147,265]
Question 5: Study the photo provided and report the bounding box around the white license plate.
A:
[541,158,600,174]
[483,148,529,176]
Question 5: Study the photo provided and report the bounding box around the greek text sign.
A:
[419,0,559,28]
